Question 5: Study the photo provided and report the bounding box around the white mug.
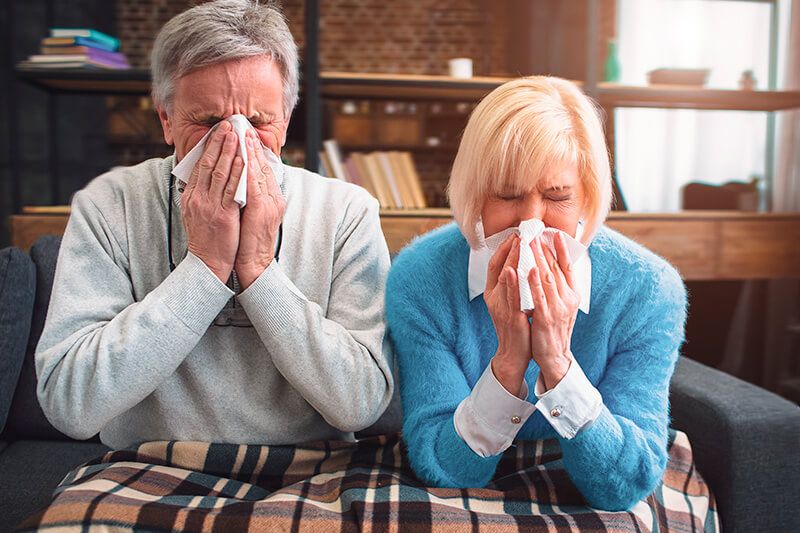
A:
[448,58,473,79]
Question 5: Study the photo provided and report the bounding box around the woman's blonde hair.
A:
[447,76,612,248]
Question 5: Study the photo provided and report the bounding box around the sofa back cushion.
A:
[5,236,75,440]
[0,247,36,433]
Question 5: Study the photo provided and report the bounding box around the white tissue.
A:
[479,219,589,312]
[172,114,284,208]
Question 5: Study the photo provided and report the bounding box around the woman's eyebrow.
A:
[543,185,573,192]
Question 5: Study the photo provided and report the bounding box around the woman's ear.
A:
[156,105,175,146]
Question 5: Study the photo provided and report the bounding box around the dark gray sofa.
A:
[1,235,798,532]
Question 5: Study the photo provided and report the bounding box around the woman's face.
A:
[480,164,584,238]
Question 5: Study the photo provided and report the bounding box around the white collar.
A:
[467,221,592,314]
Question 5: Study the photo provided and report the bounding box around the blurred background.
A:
[1,0,798,398]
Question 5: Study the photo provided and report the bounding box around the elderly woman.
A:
[386,76,687,511]
[35,0,392,450]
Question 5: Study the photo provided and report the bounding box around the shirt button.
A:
[550,407,563,418]
[510,415,521,424]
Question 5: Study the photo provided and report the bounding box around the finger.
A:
[532,237,559,306]
[196,121,231,193]
[250,132,279,197]
[245,136,265,200]
[555,232,576,290]
[486,234,515,292]
[542,242,568,297]
[503,265,521,312]
[223,155,244,208]
[527,260,547,313]
[210,131,238,200]
[503,235,521,275]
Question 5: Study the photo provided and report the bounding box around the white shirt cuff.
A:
[534,357,603,440]
[453,364,537,457]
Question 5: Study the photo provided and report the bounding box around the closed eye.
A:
[547,195,573,202]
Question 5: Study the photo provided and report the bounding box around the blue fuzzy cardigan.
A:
[385,223,687,511]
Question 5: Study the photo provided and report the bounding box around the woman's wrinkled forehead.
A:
[485,154,581,197]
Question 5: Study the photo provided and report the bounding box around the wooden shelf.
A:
[338,144,458,152]
[597,83,800,112]
[379,209,800,280]
[11,207,800,280]
[16,67,800,112]
[15,67,151,94]
[320,71,515,101]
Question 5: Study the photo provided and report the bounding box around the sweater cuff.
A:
[160,252,234,335]
[534,357,603,440]
[454,364,537,457]
[236,260,307,334]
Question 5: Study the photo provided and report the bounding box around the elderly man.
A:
[34,0,393,449]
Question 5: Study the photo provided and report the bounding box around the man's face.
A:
[157,56,290,161]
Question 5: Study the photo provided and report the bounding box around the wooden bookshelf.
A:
[379,209,800,280]
[596,83,800,112]
[320,72,800,112]
[18,68,800,112]
[15,67,151,94]
[13,207,799,281]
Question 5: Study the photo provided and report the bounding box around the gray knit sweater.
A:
[35,155,394,449]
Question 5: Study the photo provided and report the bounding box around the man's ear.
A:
[156,105,174,146]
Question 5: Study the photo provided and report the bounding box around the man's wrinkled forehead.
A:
[171,57,285,118]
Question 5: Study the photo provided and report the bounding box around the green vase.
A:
[604,39,620,83]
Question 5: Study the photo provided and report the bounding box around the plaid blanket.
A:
[18,429,717,532]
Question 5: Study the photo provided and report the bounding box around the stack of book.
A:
[19,28,129,70]
[320,140,427,209]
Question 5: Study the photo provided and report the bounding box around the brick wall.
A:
[117,0,501,75]
[112,0,614,206]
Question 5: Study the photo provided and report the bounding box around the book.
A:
[376,152,404,208]
[342,158,363,187]
[25,55,129,70]
[17,59,129,70]
[42,36,118,53]
[318,151,333,178]
[40,46,128,63]
[363,154,394,208]
[322,139,348,182]
[50,28,120,51]
[400,152,427,208]
[29,51,129,67]
[387,151,418,208]
[351,153,383,205]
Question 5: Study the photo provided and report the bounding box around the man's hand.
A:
[181,120,244,283]
[235,128,286,289]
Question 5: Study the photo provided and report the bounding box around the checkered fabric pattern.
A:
[17,429,717,532]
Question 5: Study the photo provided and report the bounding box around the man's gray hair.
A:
[151,0,299,118]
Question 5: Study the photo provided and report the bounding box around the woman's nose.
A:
[517,196,546,222]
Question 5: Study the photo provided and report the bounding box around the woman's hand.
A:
[484,234,531,397]
[527,232,580,390]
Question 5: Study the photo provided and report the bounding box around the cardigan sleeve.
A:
[386,253,504,488]
[557,264,687,511]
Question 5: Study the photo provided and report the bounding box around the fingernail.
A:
[219,121,231,132]
[568,262,574,272]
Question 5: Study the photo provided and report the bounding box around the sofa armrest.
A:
[669,356,800,533]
